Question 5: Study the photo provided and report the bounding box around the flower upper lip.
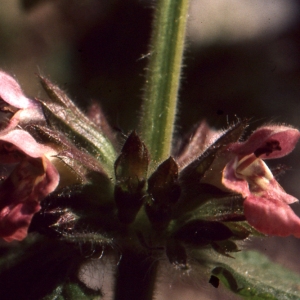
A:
[228,125,300,160]
[0,71,44,131]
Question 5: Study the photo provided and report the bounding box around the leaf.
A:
[211,240,240,258]
[38,75,116,177]
[176,121,248,216]
[212,250,300,299]
[145,156,181,229]
[178,194,245,223]
[43,281,102,300]
[225,222,264,239]
[180,120,248,181]
[29,125,105,182]
[173,183,231,218]
[172,219,234,246]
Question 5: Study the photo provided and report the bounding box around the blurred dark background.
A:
[1,0,300,299]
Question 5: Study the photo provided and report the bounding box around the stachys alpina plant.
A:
[0,1,300,299]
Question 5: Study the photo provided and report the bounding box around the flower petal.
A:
[0,156,59,242]
[0,202,40,242]
[222,158,250,197]
[0,129,56,162]
[244,195,300,237]
[223,154,298,204]
[259,178,298,205]
[0,71,36,109]
[229,125,300,159]
[236,154,280,196]
[0,71,44,130]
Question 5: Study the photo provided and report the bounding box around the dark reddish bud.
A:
[211,240,240,258]
[114,131,149,224]
[172,220,233,246]
[145,157,181,229]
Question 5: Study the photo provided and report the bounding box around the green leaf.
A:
[212,251,300,299]
[211,240,240,258]
[179,120,248,186]
[39,75,116,178]
[173,184,231,218]
[43,281,102,300]
[176,194,245,223]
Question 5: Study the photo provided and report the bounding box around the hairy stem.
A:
[113,250,158,300]
[140,0,190,167]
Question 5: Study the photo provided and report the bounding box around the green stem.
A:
[113,250,158,300]
[140,0,190,166]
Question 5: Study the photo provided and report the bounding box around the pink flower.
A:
[0,71,43,130]
[0,71,59,242]
[0,130,59,242]
[220,125,300,237]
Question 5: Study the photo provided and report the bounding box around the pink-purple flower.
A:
[217,125,300,237]
[0,71,59,242]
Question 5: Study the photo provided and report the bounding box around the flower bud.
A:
[114,131,149,224]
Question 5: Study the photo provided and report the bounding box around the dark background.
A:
[1,1,300,299]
